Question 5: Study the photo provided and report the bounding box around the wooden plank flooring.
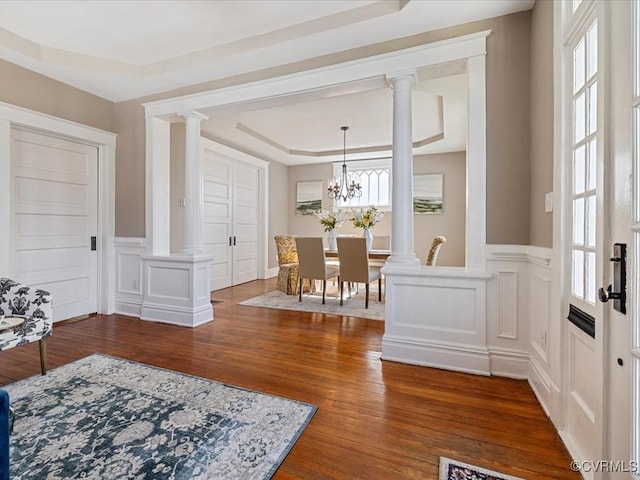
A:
[0,278,579,479]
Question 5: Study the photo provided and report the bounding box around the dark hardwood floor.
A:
[0,278,579,479]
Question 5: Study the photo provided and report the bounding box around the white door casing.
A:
[11,128,98,321]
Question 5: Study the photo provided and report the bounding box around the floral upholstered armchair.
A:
[426,236,447,266]
[0,278,52,375]
[274,236,315,295]
[275,235,301,295]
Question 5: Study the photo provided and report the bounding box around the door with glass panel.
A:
[563,2,637,477]
[562,1,605,472]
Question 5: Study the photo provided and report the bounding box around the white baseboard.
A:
[263,267,279,279]
[488,346,529,379]
[382,335,491,376]
[528,355,560,420]
[114,300,142,318]
[140,302,214,328]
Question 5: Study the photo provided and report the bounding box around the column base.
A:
[140,253,214,328]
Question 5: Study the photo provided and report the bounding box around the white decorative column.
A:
[179,111,208,254]
[141,111,214,328]
[386,72,420,267]
[145,116,171,255]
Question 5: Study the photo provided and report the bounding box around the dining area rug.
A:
[239,283,384,321]
[4,354,316,479]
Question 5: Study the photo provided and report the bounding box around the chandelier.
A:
[327,126,362,201]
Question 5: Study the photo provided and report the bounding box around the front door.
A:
[606,0,638,477]
[10,129,98,321]
[561,2,605,472]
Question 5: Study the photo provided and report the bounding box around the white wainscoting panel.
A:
[381,266,492,375]
[141,253,214,327]
[485,245,530,378]
[497,271,519,339]
[485,245,556,383]
[114,237,145,317]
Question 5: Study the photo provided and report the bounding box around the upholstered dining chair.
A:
[426,236,447,266]
[0,278,52,375]
[295,237,340,304]
[336,237,381,309]
[274,235,301,295]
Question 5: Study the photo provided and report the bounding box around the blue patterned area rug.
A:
[4,354,316,479]
[440,457,525,480]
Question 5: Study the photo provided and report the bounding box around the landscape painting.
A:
[296,181,323,215]
[413,174,443,214]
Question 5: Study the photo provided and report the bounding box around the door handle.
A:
[233,236,236,246]
[228,236,232,247]
[598,243,626,314]
[90,236,97,251]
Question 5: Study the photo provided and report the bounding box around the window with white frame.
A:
[334,159,391,209]
[570,20,598,306]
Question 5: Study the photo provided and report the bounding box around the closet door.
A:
[11,129,98,321]
[232,163,259,285]
[202,150,232,291]
[202,148,260,290]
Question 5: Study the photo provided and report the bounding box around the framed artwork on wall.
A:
[296,181,323,215]
[413,173,443,214]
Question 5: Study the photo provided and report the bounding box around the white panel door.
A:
[11,129,98,321]
[232,163,259,285]
[202,148,260,290]
[202,149,232,291]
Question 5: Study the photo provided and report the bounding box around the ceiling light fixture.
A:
[327,126,362,202]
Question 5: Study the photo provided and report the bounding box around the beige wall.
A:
[0,59,115,132]
[112,11,533,247]
[287,152,466,267]
[529,0,554,248]
[268,160,289,269]
[114,100,146,237]
[484,11,531,244]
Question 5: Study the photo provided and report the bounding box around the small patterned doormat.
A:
[440,457,525,480]
[5,354,316,479]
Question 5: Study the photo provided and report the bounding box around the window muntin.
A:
[334,160,391,209]
[570,20,598,306]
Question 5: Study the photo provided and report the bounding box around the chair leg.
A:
[299,278,303,302]
[322,280,327,304]
[39,338,48,375]
[340,282,344,306]
[365,283,370,309]
[9,406,14,434]
[378,277,382,302]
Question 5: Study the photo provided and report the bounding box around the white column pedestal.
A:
[140,253,214,327]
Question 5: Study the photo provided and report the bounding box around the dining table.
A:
[324,249,391,260]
